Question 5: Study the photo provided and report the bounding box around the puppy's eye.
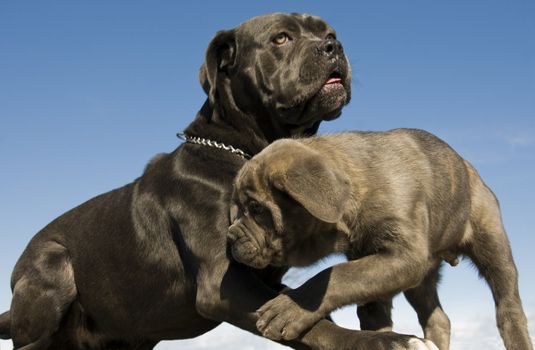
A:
[325,33,336,40]
[248,201,265,216]
[272,32,290,45]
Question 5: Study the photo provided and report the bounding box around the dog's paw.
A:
[394,338,439,350]
[256,294,322,340]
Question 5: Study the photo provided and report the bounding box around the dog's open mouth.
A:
[320,71,344,93]
[325,71,342,85]
[276,66,349,127]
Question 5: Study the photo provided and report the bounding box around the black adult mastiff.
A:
[229,129,533,350]
[0,13,434,350]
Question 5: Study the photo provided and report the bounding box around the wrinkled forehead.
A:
[234,160,263,203]
[234,159,269,204]
[236,13,333,39]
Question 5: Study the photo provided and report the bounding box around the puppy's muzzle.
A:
[228,223,271,269]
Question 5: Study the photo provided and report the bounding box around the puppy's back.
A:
[300,129,472,239]
[301,128,466,180]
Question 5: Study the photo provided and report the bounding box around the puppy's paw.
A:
[256,294,322,340]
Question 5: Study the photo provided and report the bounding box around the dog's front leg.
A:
[256,248,429,342]
[195,257,435,350]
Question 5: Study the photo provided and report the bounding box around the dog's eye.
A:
[248,201,265,216]
[272,32,289,45]
[325,33,336,40]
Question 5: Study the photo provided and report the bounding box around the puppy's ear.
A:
[273,155,351,224]
[199,29,237,106]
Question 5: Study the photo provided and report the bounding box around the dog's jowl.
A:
[229,129,532,350]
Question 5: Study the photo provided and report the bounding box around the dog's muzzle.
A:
[228,223,272,269]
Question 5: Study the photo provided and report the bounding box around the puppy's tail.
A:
[0,310,11,339]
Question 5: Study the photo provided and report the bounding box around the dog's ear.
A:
[199,29,237,106]
[272,155,351,224]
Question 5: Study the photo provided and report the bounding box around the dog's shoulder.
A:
[144,152,169,172]
[135,151,178,195]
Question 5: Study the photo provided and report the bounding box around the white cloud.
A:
[156,324,287,350]
[505,134,535,148]
[0,340,14,350]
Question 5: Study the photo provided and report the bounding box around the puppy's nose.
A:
[320,39,343,57]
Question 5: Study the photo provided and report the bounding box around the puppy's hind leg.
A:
[404,264,450,350]
[463,177,532,349]
[10,240,77,350]
[357,299,393,332]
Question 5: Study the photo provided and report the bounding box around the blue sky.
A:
[0,1,534,349]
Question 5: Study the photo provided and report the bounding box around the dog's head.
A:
[228,139,352,269]
[200,13,351,136]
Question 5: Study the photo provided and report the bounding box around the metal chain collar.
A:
[177,133,251,160]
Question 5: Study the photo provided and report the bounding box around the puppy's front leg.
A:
[257,249,428,341]
[196,256,436,350]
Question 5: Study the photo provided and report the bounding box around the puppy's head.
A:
[200,13,351,136]
[228,139,352,269]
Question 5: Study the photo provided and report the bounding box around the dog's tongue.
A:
[320,76,344,94]
[325,77,342,84]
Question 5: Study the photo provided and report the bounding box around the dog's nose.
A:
[320,39,343,57]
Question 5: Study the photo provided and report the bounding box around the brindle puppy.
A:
[228,129,532,350]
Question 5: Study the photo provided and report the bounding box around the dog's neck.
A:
[183,99,269,158]
[184,82,322,158]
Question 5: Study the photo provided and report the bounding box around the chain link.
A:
[177,133,251,160]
